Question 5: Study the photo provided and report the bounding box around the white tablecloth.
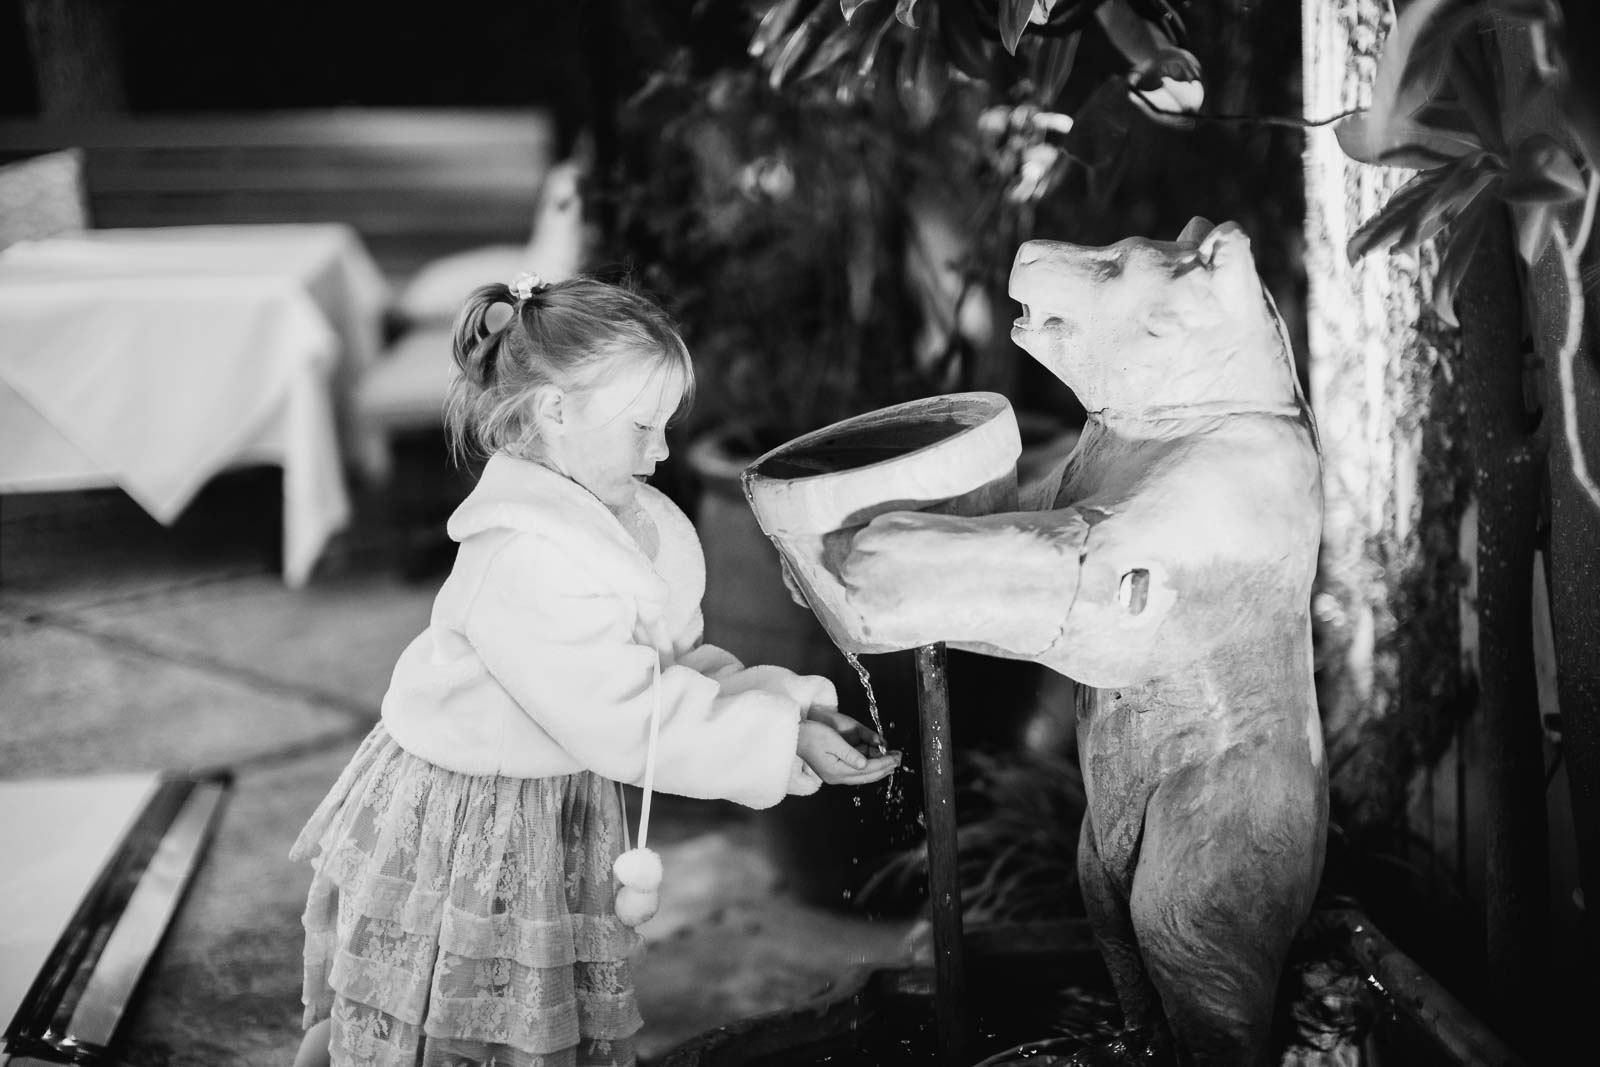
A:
[0,225,389,586]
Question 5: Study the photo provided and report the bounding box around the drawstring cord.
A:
[618,780,630,854]
[612,654,665,927]
[637,657,662,850]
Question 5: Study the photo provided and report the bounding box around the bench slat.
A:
[0,109,555,150]
[0,108,556,282]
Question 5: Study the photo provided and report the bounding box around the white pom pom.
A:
[613,847,663,892]
[614,886,659,927]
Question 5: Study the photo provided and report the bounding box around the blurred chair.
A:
[355,156,591,485]
[351,323,472,578]
[390,156,590,327]
[0,148,89,253]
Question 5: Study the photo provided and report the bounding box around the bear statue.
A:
[837,218,1328,1066]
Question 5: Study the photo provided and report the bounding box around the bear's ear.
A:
[1197,222,1255,273]
[1197,223,1261,307]
[1177,216,1215,244]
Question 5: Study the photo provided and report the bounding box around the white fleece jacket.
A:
[380,453,831,809]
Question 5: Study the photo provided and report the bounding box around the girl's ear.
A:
[530,385,567,437]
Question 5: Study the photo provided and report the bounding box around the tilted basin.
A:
[741,392,1022,656]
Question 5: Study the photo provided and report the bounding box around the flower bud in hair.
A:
[511,272,548,300]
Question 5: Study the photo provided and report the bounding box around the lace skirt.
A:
[290,724,645,1067]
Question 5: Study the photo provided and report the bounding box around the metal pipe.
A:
[915,641,968,1065]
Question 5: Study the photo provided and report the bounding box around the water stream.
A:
[839,651,912,835]
[842,651,888,756]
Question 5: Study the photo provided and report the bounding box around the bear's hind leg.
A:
[1079,814,1167,1045]
[1128,766,1317,1067]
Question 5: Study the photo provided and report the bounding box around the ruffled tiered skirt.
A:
[291,724,644,1067]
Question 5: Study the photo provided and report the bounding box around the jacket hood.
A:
[447,453,666,601]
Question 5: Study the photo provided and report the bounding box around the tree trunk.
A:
[1525,186,1600,1023]
[1454,202,1548,1054]
[1496,7,1600,1023]
[18,0,126,117]
[1302,0,1470,844]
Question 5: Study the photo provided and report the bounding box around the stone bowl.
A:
[742,392,1021,655]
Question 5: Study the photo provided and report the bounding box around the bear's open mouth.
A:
[1013,303,1068,333]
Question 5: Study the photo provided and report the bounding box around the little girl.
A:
[290,273,899,1067]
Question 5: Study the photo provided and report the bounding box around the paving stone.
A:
[75,571,435,713]
[633,830,916,1059]
[0,613,365,778]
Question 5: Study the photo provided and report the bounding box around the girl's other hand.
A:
[798,721,901,786]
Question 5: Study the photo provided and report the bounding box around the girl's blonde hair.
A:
[444,275,695,463]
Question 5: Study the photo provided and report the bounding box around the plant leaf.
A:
[751,0,809,59]
[1431,183,1494,328]
[1147,0,1187,42]
[898,6,947,126]
[1445,32,1505,153]
[938,0,992,82]
[1411,98,1483,150]
[1393,1,1548,130]
[1490,0,1558,24]
[1406,2,1496,87]
[999,0,1032,55]
[1341,0,1495,168]
[1335,112,1479,168]
[1034,29,1081,106]
[1501,133,1587,204]
[1347,168,1452,264]
[856,7,899,79]
[1396,157,1499,251]
[801,9,874,81]
[1375,137,1472,169]
[1372,0,1455,121]
[768,2,838,87]
[1514,200,1556,266]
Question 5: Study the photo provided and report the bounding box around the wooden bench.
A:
[0,108,555,285]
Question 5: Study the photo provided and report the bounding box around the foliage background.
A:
[601,0,1305,449]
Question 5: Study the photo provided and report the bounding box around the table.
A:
[0,225,388,586]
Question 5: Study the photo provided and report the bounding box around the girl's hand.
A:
[798,721,901,786]
[806,706,887,756]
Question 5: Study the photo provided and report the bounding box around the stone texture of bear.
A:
[837,219,1328,1066]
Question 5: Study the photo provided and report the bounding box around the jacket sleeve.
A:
[463,535,808,809]
[673,623,744,680]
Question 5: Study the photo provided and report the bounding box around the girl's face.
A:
[551,357,685,512]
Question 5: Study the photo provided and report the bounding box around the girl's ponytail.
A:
[452,282,517,388]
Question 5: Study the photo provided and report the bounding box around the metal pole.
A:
[915,641,968,1065]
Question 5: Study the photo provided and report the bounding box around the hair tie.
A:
[511,272,550,301]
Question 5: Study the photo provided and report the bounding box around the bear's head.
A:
[1008,219,1299,415]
